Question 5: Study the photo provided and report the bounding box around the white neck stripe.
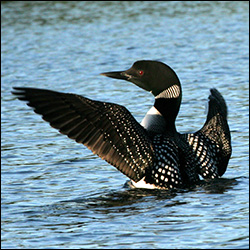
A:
[155,84,180,99]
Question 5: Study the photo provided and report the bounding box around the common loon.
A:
[12,60,232,190]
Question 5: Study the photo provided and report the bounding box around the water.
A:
[1,1,249,248]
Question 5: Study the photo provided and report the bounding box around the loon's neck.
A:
[154,84,182,134]
[141,84,182,134]
[154,97,180,134]
[140,97,181,134]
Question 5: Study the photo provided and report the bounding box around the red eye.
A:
[138,70,144,76]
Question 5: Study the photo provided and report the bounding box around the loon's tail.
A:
[198,88,232,176]
[201,89,231,153]
[205,88,228,123]
[180,88,232,179]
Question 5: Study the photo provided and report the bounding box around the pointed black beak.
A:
[100,71,129,80]
[100,67,147,91]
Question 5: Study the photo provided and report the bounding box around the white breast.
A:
[130,177,158,189]
[140,106,166,134]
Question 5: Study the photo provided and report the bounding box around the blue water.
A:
[2,1,249,249]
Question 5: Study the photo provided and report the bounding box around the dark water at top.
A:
[1,1,249,249]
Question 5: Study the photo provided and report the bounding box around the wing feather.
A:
[12,87,154,181]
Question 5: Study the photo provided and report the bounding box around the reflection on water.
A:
[2,1,249,249]
[63,177,239,209]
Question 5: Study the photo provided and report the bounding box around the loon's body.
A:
[12,60,232,190]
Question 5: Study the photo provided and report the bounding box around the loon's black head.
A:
[101,60,181,97]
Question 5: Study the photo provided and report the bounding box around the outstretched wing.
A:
[181,88,232,178]
[12,87,154,182]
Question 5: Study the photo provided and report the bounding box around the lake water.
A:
[1,1,249,249]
